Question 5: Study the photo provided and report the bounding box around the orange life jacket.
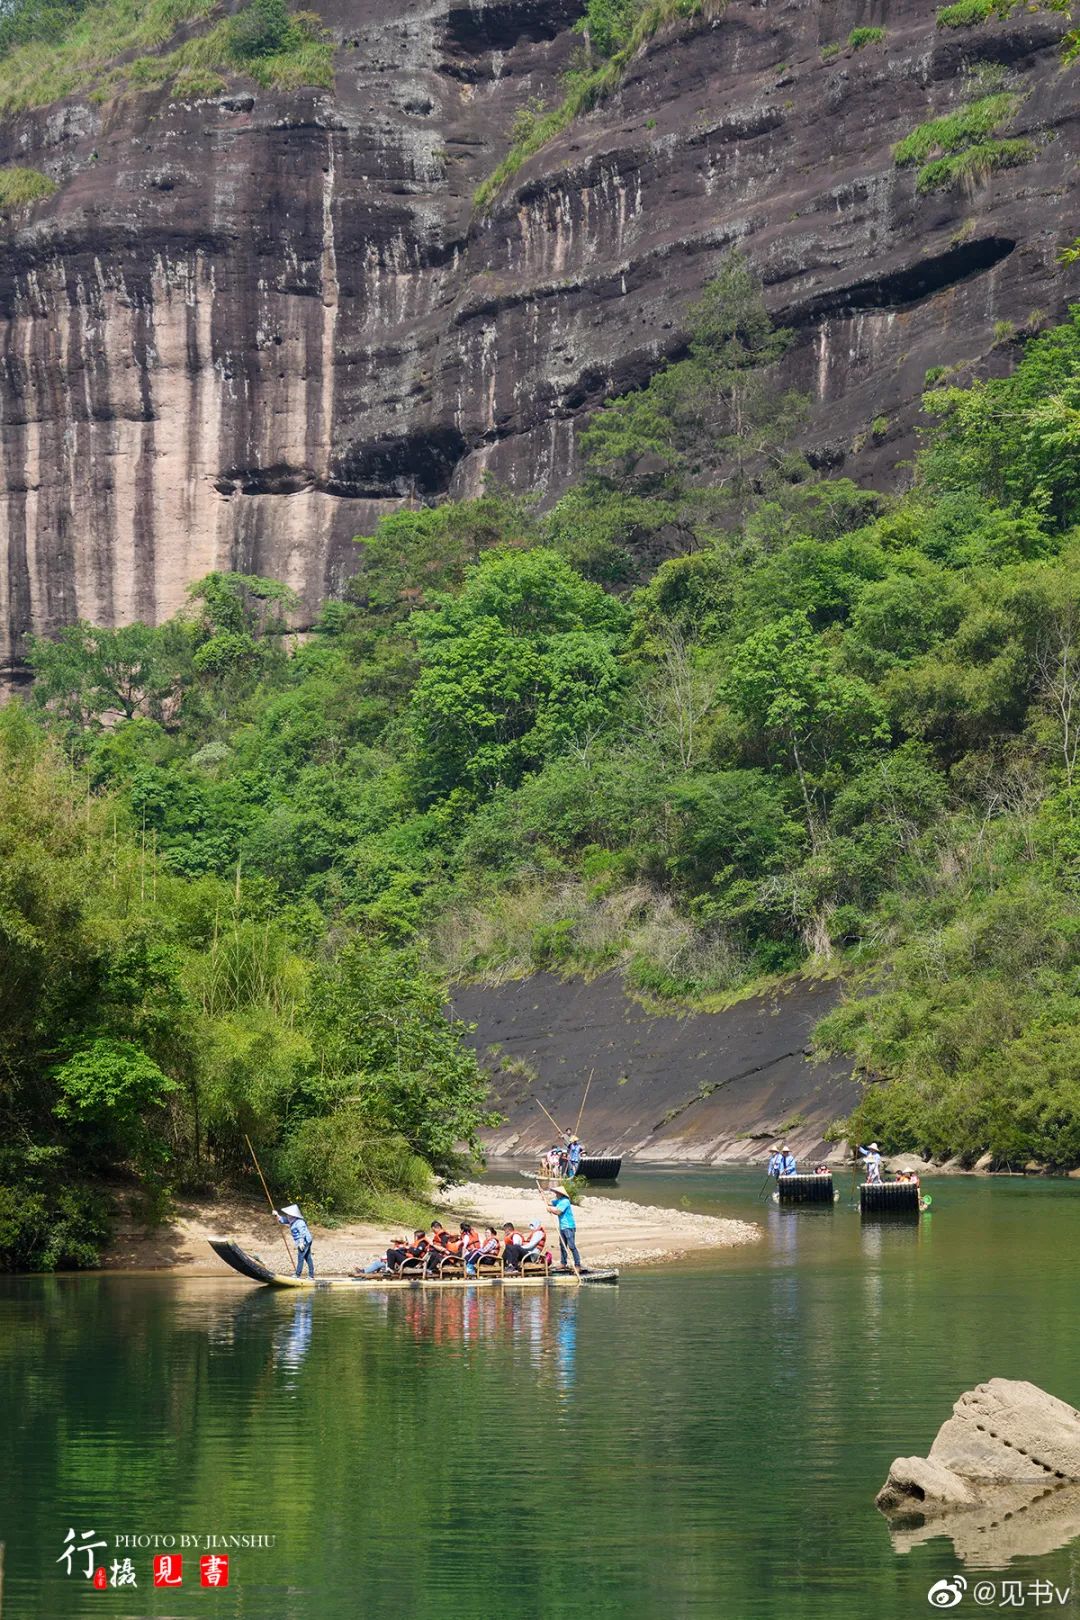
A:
[505,1230,523,1246]
[523,1226,546,1249]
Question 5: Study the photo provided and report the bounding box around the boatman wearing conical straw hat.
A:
[276,1204,315,1278]
[857,1144,883,1185]
[546,1185,582,1277]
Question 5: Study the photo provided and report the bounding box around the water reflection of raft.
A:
[208,1239,618,1288]
[776,1173,837,1205]
[859,1182,931,1216]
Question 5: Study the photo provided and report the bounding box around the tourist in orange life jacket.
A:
[452,1223,475,1263]
[422,1220,452,1273]
[465,1226,500,1276]
[403,1231,429,1268]
[501,1222,526,1270]
[427,1222,469,1273]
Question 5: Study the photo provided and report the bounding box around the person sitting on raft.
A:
[767,1145,797,1178]
[465,1227,501,1276]
[427,1222,476,1274]
[858,1143,884,1184]
[520,1220,547,1264]
[421,1220,452,1272]
[358,1229,427,1276]
[501,1223,526,1271]
[360,1236,407,1276]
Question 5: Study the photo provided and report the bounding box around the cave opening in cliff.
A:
[790,236,1017,326]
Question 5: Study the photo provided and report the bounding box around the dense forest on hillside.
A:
[7,252,1080,1267]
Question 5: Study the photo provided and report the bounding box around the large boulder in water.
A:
[878,1380,1080,1564]
[878,1379,1080,1511]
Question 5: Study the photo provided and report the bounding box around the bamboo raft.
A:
[578,1155,621,1181]
[526,1155,623,1187]
[209,1239,618,1288]
[859,1181,927,1216]
[776,1173,837,1205]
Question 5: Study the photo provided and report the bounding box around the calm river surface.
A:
[4,1168,1080,1618]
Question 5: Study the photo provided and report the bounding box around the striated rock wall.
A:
[449,972,859,1162]
[2,0,1079,673]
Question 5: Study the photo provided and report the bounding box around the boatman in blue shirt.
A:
[546,1186,583,1276]
[768,1144,797,1178]
[276,1203,315,1278]
[565,1136,583,1178]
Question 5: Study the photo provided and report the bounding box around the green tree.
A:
[922,305,1080,527]
[408,550,628,799]
[725,612,888,846]
[29,619,192,729]
[581,251,807,507]
[353,491,538,615]
[302,942,496,1180]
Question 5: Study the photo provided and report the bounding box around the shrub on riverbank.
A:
[0,699,494,1271]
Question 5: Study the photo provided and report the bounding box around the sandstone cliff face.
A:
[450,972,858,1162]
[1,0,1078,674]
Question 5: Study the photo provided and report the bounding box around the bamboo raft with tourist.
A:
[854,1142,932,1215]
[766,1142,932,1214]
[209,1238,618,1289]
[524,1073,623,1185]
[212,1133,614,1290]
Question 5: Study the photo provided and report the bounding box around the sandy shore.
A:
[101,1182,759,1275]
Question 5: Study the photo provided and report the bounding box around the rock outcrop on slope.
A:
[2,0,1079,674]
[451,971,858,1162]
[878,1380,1080,1567]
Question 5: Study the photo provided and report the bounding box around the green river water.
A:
[3,1167,1080,1619]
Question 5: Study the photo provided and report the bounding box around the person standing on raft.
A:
[546,1186,582,1274]
[565,1136,583,1178]
[768,1144,797,1178]
[276,1203,315,1278]
[857,1143,884,1184]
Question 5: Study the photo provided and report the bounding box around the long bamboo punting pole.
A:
[534,1096,568,1139]
[573,1069,594,1138]
[245,1133,294,1267]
